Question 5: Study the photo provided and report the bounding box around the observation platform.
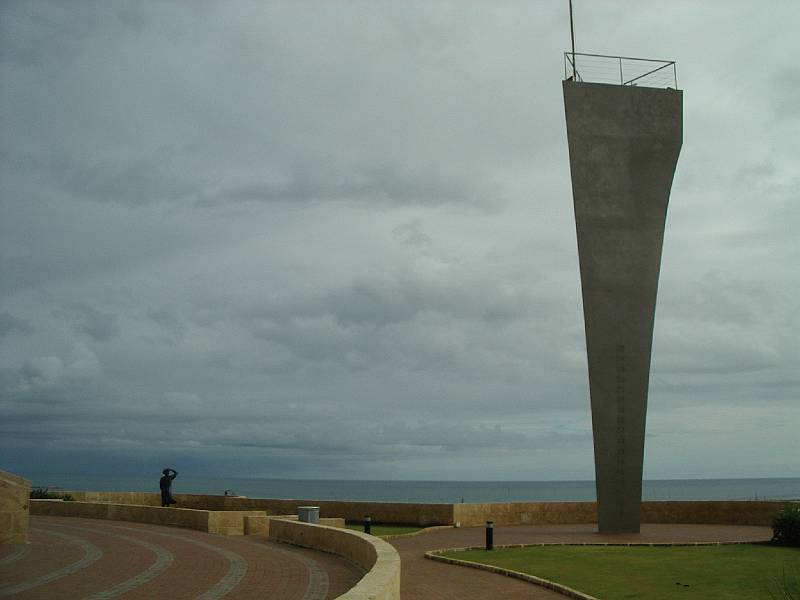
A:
[564,51,678,88]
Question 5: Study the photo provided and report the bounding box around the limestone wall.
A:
[62,490,160,506]
[61,491,454,525]
[270,519,400,600]
[454,500,792,527]
[30,500,266,535]
[454,501,597,527]
[244,514,346,536]
[54,490,793,528]
[0,469,31,545]
[641,500,793,527]
[222,497,454,526]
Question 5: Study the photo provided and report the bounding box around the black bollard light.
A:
[364,516,371,535]
[485,520,494,551]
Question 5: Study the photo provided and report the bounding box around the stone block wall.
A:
[53,490,793,529]
[454,501,597,527]
[243,515,346,536]
[66,490,162,506]
[640,500,791,527]
[221,497,454,525]
[454,499,792,527]
[270,519,400,600]
[0,469,31,545]
[61,491,455,525]
[30,499,266,535]
[206,510,266,535]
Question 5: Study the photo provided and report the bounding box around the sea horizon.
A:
[16,472,800,504]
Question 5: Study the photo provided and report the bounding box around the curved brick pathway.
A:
[0,519,775,599]
[0,516,363,600]
[390,523,773,600]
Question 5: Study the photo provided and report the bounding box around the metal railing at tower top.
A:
[564,52,677,89]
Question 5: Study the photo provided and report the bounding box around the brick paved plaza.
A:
[0,517,772,599]
[0,516,363,599]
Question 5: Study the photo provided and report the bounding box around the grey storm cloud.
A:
[393,219,433,247]
[0,311,34,336]
[771,68,800,121]
[230,266,577,379]
[1,0,798,481]
[63,302,120,342]
[59,158,202,206]
[145,306,188,343]
[210,163,493,209]
[239,268,554,328]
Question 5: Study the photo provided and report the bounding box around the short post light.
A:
[485,521,494,551]
[363,516,371,535]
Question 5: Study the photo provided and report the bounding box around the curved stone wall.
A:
[270,518,401,600]
[30,499,266,535]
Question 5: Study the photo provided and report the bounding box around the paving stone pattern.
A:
[0,517,772,600]
[0,516,363,599]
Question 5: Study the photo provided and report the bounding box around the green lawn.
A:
[346,523,422,537]
[440,544,800,600]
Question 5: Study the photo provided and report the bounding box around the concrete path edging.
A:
[425,548,596,600]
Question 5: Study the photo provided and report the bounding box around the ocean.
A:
[19,473,800,503]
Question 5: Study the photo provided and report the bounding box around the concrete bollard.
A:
[298,506,320,524]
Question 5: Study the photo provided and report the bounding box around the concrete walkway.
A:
[389,523,773,600]
[0,516,363,599]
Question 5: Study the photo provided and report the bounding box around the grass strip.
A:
[440,544,799,600]
[346,523,422,537]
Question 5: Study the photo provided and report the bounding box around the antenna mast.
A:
[569,0,576,79]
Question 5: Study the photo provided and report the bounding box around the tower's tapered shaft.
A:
[563,81,682,533]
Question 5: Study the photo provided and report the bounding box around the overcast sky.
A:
[1,1,798,482]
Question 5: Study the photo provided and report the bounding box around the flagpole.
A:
[569,0,576,79]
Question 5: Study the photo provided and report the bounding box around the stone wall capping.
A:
[270,518,401,600]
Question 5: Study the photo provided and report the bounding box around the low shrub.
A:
[771,505,800,547]
[30,487,74,501]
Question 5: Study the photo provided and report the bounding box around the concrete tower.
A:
[563,60,682,533]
